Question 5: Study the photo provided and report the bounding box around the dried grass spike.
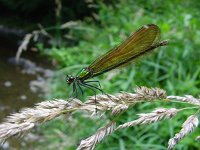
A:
[167,95,200,106]
[0,99,71,144]
[135,86,167,100]
[77,122,116,150]
[16,33,32,60]
[117,108,178,129]
[168,115,199,150]
[196,136,200,141]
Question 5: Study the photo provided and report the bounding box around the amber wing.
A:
[88,24,161,77]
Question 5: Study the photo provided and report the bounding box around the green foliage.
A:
[38,0,200,149]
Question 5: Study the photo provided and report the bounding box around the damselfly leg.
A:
[79,82,98,112]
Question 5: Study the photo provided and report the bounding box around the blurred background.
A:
[0,0,200,149]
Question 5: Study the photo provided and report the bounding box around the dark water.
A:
[0,48,52,149]
[0,50,39,120]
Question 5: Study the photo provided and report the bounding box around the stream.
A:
[0,38,54,149]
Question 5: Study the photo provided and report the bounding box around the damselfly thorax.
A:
[66,68,104,97]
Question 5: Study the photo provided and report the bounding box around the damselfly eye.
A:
[66,75,75,85]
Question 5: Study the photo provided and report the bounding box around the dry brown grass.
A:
[0,87,199,149]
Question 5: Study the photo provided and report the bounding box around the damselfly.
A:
[66,24,168,97]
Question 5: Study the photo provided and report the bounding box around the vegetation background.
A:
[0,0,200,149]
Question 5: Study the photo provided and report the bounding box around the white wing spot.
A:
[143,25,149,29]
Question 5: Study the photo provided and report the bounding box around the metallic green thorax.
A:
[77,68,92,81]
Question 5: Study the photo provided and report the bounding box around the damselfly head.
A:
[66,75,75,85]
